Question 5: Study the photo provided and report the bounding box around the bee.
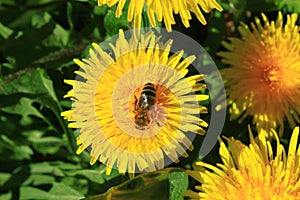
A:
[134,83,157,130]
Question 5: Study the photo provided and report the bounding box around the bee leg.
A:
[155,118,163,127]
[151,111,163,127]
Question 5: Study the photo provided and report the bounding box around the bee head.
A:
[135,115,151,129]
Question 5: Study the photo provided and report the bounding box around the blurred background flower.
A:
[218,12,300,137]
[98,0,223,31]
[62,29,208,175]
[186,127,300,199]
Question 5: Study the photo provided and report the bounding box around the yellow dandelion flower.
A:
[218,12,300,136]
[98,0,223,31]
[186,127,300,199]
[61,29,209,175]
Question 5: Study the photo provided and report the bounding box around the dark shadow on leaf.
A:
[0,165,30,200]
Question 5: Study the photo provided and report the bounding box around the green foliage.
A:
[0,0,298,199]
[168,171,188,200]
[85,168,187,200]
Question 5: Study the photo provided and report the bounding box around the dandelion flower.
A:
[61,29,208,174]
[218,12,300,136]
[186,127,300,199]
[98,0,223,31]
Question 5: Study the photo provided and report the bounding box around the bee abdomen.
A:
[139,83,156,109]
[142,83,156,97]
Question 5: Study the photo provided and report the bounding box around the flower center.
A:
[263,66,282,91]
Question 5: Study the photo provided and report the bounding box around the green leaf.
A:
[0,97,50,126]
[86,168,186,200]
[276,0,300,13]
[30,136,63,155]
[168,171,188,200]
[50,161,81,171]
[0,192,12,200]
[0,22,13,39]
[44,24,70,47]
[1,19,56,68]
[28,161,81,177]
[0,69,60,132]
[0,172,12,187]
[93,4,108,15]
[22,174,56,186]
[104,4,129,37]
[31,12,52,28]
[20,186,55,200]
[66,169,105,184]
[0,134,34,160]
[19,185,84,200]
[49,182,85,199]
[61,176,89,196]
[30,162,65,177]
[0,68,58,102]
[0,68,77,152]
[67,1,74,29]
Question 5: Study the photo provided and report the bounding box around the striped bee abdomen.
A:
[138,83,156,110]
